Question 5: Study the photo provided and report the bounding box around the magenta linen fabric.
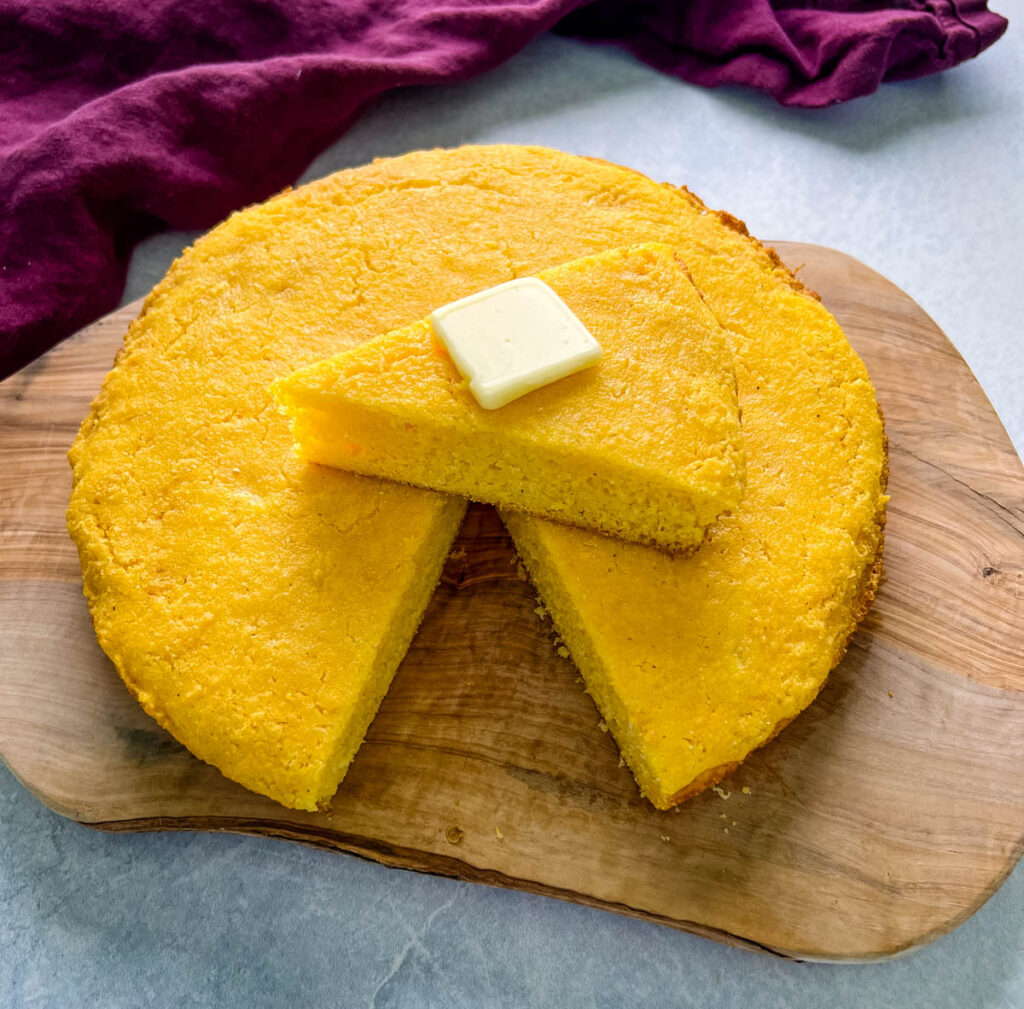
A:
[559,1,1007,109]
[0,1,1007,377]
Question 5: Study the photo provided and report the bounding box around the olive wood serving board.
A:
[1,243,1021,962]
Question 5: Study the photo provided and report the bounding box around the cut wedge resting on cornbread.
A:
[67,144,886,812]
[273,243,746,553]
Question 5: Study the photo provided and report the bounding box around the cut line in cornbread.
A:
[273,244,746,553]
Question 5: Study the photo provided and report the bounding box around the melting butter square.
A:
[429,277,602,409]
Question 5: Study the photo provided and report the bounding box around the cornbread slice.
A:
[68,144,885,811]
[502,221,887,809]
[273,244,746,553]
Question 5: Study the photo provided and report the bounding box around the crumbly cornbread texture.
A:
[273,244,746,552]
[67,145,886,811]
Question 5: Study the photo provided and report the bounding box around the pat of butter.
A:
[429,278,602,410]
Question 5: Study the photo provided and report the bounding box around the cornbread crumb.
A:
[712,786,731,800]
[557,646,570,659]
[741,786,752,795]
[494,827,504,841]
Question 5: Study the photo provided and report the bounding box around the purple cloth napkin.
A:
[0,1,1007,379]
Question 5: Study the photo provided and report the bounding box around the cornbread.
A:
[67,144,886,811]
[273,244,746,552]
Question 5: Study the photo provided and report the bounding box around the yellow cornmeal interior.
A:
[274,244,745,553]
[68,144,885,811]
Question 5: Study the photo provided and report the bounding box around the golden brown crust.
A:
[660,760,743,809]
[664,181,824,304]
[659,713,800,809]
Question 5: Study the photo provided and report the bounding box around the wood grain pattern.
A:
[0,243,1021,961]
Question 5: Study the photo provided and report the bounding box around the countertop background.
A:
[3,24,1022,1009]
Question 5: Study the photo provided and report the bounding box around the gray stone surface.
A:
[3,28,1022,1009]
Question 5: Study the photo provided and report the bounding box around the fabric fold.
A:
[0,0,1007,377]
[558,0,1007,107]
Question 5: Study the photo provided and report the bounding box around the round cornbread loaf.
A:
[67,145,887,810]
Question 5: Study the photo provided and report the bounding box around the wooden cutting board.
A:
[0,243,1021,962]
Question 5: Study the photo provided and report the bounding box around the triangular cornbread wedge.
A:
[273,244,745,553]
